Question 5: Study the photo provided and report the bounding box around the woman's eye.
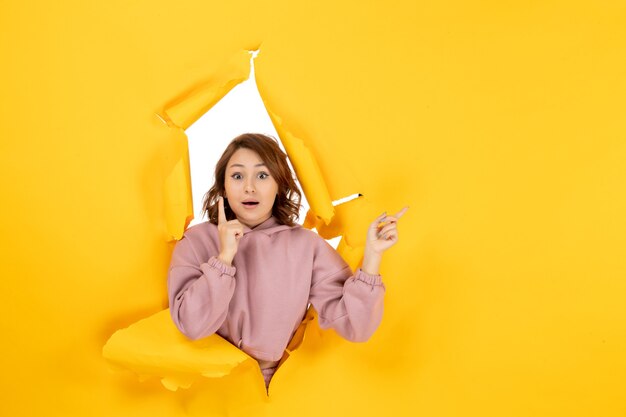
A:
[258,172,270,179]
[231,173,242,180]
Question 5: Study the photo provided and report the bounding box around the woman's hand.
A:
[360,206,408,275]
[365,206,409,255]
[217,196,244,266]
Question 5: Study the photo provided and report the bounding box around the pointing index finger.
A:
[218,196,227,224]
[394,206,409,219]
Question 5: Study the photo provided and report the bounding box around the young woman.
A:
[167,133,408,390]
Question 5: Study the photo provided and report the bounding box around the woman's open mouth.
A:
[242,201,259,209]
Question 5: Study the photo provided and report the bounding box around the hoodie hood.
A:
[241,215,300,236]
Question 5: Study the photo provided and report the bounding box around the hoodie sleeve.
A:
[167,234,237,340]
[308,237,385,342]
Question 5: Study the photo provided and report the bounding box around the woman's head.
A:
[202,133,302,227]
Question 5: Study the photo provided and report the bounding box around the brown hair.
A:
[201,133,302,227]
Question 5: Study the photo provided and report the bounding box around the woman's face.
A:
[223,147,279,229]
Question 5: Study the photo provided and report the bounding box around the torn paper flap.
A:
[102,309,252,391]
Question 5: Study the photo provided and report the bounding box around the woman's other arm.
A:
[308,207,408,342]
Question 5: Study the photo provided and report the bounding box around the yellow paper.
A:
[102,309,254,391]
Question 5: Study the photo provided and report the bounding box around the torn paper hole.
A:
[185,50,312,227]
[103,48,352,395]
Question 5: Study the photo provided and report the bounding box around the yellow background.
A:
[2,1,625,416]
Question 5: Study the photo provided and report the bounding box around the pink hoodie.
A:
[167,215,385,364]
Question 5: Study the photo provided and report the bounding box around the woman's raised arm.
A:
[168,235,237,340]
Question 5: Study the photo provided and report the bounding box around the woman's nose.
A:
[244,179,255,193]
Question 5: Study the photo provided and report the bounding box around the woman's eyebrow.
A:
[228,163,267,169]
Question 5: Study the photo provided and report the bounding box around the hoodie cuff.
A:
[355,268,383,286]
[206,256,237,277]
